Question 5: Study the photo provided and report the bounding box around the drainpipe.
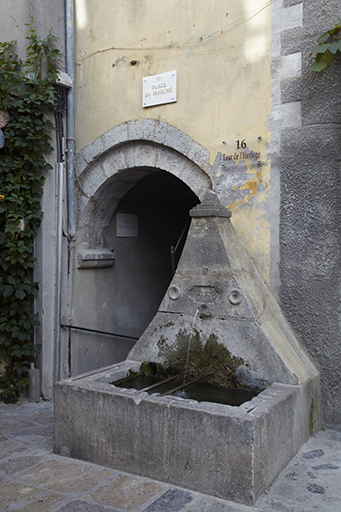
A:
[54,0,76,382]
[54,162,64,383]
[66,0,76,238]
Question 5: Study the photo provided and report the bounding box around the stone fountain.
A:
[54,190,320,505]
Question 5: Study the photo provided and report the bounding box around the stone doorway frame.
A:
[58,120,213,379]
[75,119,213,254]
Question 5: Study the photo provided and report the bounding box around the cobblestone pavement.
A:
[1,400,341,512]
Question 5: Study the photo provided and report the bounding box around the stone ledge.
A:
[77,250,116,269]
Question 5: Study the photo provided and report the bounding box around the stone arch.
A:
[75,119,212,251]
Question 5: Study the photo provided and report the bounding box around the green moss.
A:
[157,329,246,388]
[111,362,170,386]
[139,362,154,376]
[140,362,169,377]
[163,321,175,328]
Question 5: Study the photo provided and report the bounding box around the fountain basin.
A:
[54,359,320,505]
[113,372,259,406]
[55,191,320,504]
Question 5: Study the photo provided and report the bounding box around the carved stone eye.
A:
[168,285,180,300]
[228,289,242,305]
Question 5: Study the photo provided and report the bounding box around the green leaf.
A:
[18,332,30,341]
[317,33,332,44]
[307,19,341,76]
[2,287,13,298]
[311,43,331,55]
[15,288,26,300]
[317,50,337,69]
[329,41,341,54]
[309,62,326,73]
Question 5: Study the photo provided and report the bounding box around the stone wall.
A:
[274,0,341,426]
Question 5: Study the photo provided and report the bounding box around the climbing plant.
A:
[0,25,61,402]
[307,19,341,77]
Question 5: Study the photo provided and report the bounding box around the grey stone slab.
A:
[312,464,340,471]
[0,417,33,433]
[16,423,53,435]
[127,118,157,142]
[283,0,302,6]
[281,27,303,56]
[188,496,253,512]
[14,429,54,451]
[187,143,210,173]
[101,123,128,153]
[151,120,168,145]
[0,440,28,460]
[88,473,163,510]
[258,496,301,511]
[101,148,127,179]
[143,488,193,512]
[304,499,341,512]
[0,453,44,475]
[133,143,157,168]
[75,150,88,177]
[281,76,302,104]
[21,411,54,425]
[55,500,119,512]
[18,458,112,493]
[326,431,341,442]
[13,425,54,445]
[0,480,64,511]
[164,124,193,157]
[81,137,105,165]
[303,450,325,460]
[307,483,325,494]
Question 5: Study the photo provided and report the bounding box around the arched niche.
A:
[68,121,213,374]
[75,119,212,258]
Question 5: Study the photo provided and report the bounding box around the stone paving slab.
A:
[18,458,112,493]
[88,474,165,510]
[56,501,120,512]
[0,439,28,460]
[142,488,193,512]
[1,399,341,512]
[0,452,44,476]
[0,481,64,511]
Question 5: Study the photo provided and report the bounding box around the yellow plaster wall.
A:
[75,0,273,283]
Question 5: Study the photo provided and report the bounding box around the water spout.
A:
[198,303,211,318]
[183,308,199,385]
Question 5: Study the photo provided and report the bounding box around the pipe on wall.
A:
[66,0,76,237]
[54,162,64,381]
[54,0,76,382]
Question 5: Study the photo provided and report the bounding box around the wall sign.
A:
[117,213,138,237]
[220,137,261,162]
[142,70,177,108]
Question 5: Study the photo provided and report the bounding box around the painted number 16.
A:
[236,139,246,149]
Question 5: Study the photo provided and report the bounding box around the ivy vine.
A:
[0,25,61,402]
[308,19,341,77]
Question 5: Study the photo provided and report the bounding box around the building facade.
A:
[1,1,340,426]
